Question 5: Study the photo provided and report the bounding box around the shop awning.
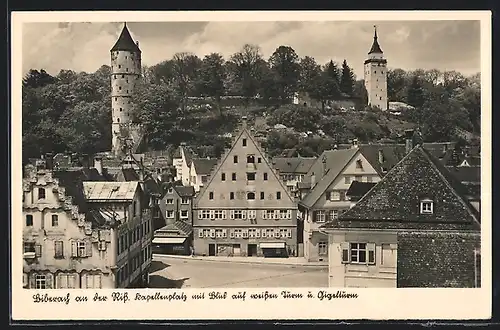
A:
[152,237,187,244]
[260,242,286,249]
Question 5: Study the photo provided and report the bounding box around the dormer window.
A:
[420,199,434,214]
[38,188,46,200]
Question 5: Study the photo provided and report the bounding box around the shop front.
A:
[259,242,289,258]
[152,236,190,255]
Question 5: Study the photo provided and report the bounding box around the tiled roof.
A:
[300,148,359,208]
[118,167,140,181]
[174,185,195,198]
[192,158,218,175]
[358,144,407,176]
[446,166,481,184]
[272,157,317,174]
[158,221,192,237]
[110,23,141,53]
[52,170,108,227]
[346,181,377,198]
[323,145,480,231]
[368,28,383,54]
[83,181,139,201]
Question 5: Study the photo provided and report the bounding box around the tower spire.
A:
[368,25,383,54]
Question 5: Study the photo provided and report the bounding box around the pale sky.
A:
[22,20,480,79]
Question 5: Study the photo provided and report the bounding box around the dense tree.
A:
[406,74,426,108]
[298,56,321,95]
[268,45,301,103]
[339,59,355,97]
[23,69,57,88]
[387,68,408,102]
[197,53,227,114]
[171,52,202,108]
[228,44,264,104]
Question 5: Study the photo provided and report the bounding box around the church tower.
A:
[364,26,388,111]
[110,23,142,156]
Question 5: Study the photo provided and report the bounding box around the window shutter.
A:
[325,191,331,200]
[85,241,93,257]
[81,273,87,289]
[229,210,235,219]
[340,191,346,201]
[262,210,267,219]
[367,243,376,265]
[95,275,102,289]
[222,210,227,219]
[35,244,42,257]
[287,231,292,238]
[45,273,53,289]
[242,210,247,220]
[198,210,203,219]
[198,229,204,238]
[341,242,350,263]
[71,240,77,257]
[229,231,235,238]
[312,211,317,222]
[69,274,77,289]
[287,210,292,219]
[30,273,36,289]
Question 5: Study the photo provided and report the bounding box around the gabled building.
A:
[298,148,381,262]
[189,158,218,193]
[172,143,195,186]
[22,160,152,289]
[193,117,298,258]
[154,183,195,255]
[83,181,153,288]
[321,144,481,288]
[272,156,317,196]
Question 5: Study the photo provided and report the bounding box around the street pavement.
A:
[149,255,329,288]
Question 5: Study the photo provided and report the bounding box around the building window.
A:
[367,176,373,183]
[230,192,235,200]
[329,210,338,221]
[77,241,87,257]
[201,175,208,183]
[276,192,281,200]
[330,191,340,201]
[181,198,189,204]
[181,210,188,218]
[263,173,268,181]
[318,241,328,256]
[209,192,214,200]
[26,214,33,227]
[166,198,174,204]
[247,172,256,181]
[35,274,47,289]
[356,159,363,169]
[355,175,362,182]
[420,199,434,214]
[38,188,46,200]
[121,74,124,78]
[221,173,226,181]
[167,188,173,194]
[119,86,122,90]
[232,173,237,181]
[258,157,262,163]
[247,192,255,200]
[118,65,121,69]
[247,155,255,163]
[242,138,247,147]
[166,210,174,218]
[341,242,376,265]
[381,243,396,267]
[54,241,64,258]
[51,214,58,227]
[234,210,243,219]
[233,155,238,163]
[314,210,326,223]
[260,192,265,200]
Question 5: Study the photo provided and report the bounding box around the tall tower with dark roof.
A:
[110,23,142,156]
[364,26,388,111]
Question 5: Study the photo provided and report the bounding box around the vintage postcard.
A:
[11,10,491,321]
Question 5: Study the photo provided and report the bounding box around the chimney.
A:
[241,116,248,128]
[378,149,384,164]
[352,138,358,149]
[94,155,103,175]
[45,152,54,170]
[404,129,415,154]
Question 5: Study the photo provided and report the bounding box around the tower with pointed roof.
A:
[364,26,388,111]
[110,23,142,156]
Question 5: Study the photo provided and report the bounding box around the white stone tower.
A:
[364,26,388,111]
[110,22,142,156]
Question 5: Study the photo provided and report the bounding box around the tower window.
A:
[120,108,122,111]
[230,192,234,200]
[126,79,128,83]
[260,192,265,200]
[115,97,117,101]
[125,56,127,59]
[114,76,116,80]
[263,173,268,181]
[126,68,129,72]
[380,97,382,100]
[118,65,121,69]
[126,90,129,94]
[374,71,376,73]
[117,118,120,123]
[119,87,122,90]
[122,74,124,78]
[233,155,238,163]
